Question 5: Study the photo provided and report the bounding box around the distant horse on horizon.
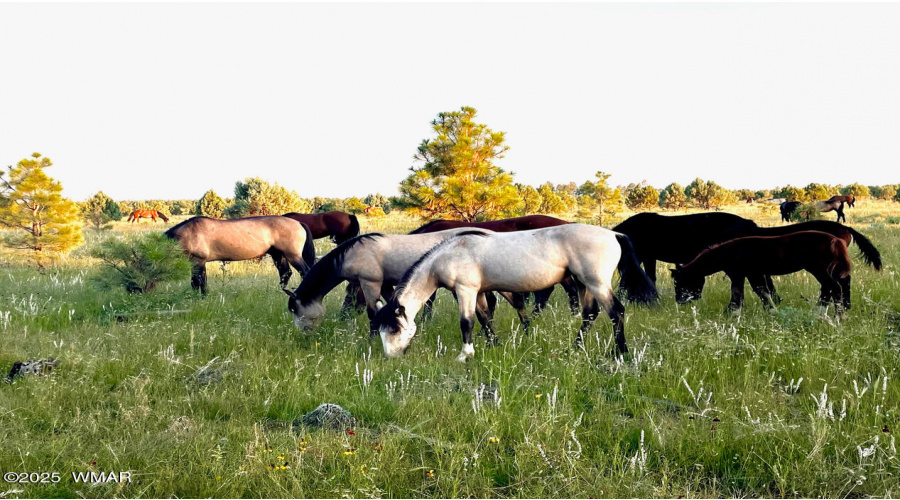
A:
[127,209,169,223]
[817,195,855,223]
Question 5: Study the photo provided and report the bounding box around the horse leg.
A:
[811,271,840,315]
[764,275,782,304]
[339,282,366,318]
[748,274,776,310]
[422,291,438,322]
[475,292,499,347]
[561,277,581,315]
[837,206,846,224]
[359,280,384,337]
[531,287,553,316]
[191,263,208,295]
[455,288,479,362]
[268,249,293,288]
[725,275,745,314]
[643,259,658,283]
[839,274,851,311]
[497,291,530,333]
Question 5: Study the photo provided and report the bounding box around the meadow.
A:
[1,202,899,498]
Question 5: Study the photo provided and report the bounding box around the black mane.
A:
[164,216,208,238]
[292,233,383,304]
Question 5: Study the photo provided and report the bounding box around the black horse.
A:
[613,212,881,303]
[780,201,803,222]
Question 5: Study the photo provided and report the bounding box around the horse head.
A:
[670,264,705,304]
[373,303,416,358]
[283,288,325,330]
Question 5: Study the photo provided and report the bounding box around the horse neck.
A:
[685,248,725,278]
[394,267,439,318]
[295,259,346,304]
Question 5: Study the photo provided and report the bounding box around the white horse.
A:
[282,228,530,338]
[374,224,659,361]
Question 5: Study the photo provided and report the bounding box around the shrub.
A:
[90,233,191,293]
[793,202,823,222]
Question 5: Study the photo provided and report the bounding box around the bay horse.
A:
[165,216,316,294]
[374,224,659,361]
[816,195,855,223]
[673,219,880,308]
[127,209,169,223]
[283,228,530,339]
[779,201,802,222]
[670,231,852,315]
[282,211,360,244]
[410,215,580,315]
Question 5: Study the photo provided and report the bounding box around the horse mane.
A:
[164,216,207,238]
[293,233,383,304]
[393,231,490,297]
[408,220,454,234]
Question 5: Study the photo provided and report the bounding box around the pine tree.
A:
[82,191,123,230]
[659,183,687,210]
[0,153,83,258]
[224,177,310,218]
[194,190,227,218]
[398,106,521,221]
[685,178,730,209]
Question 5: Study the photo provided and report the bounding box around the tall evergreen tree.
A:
[0,153,82,256]
[399,106,520,221]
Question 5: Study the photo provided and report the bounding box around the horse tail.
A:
[614,233,660,305]
[341,214,360,243]
[299,222,317,273]
[846,227,882,271]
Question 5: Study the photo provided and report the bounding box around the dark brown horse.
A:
[409,215,580,316]
[165,216,316,294]
[282,211,360,244]
[670,231,852,314]
[817,195,855,223]
[127,209,169,223]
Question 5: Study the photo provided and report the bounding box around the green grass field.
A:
[2,204,899,498]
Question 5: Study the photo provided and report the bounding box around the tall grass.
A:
[0,203,898,498]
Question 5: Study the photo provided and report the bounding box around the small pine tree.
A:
[0,153,83,259]
[82,191,123,230]
[538,183,566,214]
[224,177,310,218]
[625,184,660,211]
[659,183,687,210]
[841,183,870,198]
[90,233,191,293]
[194,190,227,218]
[517,184,543,215]
[685,178,730,209]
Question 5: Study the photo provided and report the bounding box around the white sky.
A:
[2,3,899,201]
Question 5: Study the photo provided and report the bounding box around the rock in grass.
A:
[5,357,60,383]
[300,404,355,430]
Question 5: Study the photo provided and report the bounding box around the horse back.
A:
[715,231,849,277]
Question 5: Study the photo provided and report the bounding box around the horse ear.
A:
[282,288,297,300]
[675,264,683,270]
[669,268,677,276]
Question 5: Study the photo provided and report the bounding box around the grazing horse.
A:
[165,216,316,294]
[374,225,659,361]
[677,219,882,307]
[779,201,803,222]
[612,212,760,284]
[127,209,169,223]
[817,195,855,223]
[410,215,579,315]
[282,211,360,244]
[670,231,852,315]
[283,228,532,339]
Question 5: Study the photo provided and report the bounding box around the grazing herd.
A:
[161,207,882,361]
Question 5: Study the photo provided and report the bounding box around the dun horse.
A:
[817,195,855,223]
[374,225,659,361]
[282,211,360,244]
[410,215,580,315]
[283,228,531,340]
[670,231,852,315]
[165,216,316,294]
[127,209,169,223]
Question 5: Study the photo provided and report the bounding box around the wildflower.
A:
[489,437,500,444]
[712,417,721,422]
[264,443,272,453]
[216,476,221,481]
[238,466,244,471]
[535,393,542,399]
[373,444,382,452]
[267,464,273,470]
[426,469,435,478]
[316,342,321,346]
[298,446,307,453]
[710,426,716,431]
[360,464,368,474]
[277,455,285,461]
[347,429,356,436]
[280,462,290,470]
[343,448,356,456]
[884,426,891,433]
